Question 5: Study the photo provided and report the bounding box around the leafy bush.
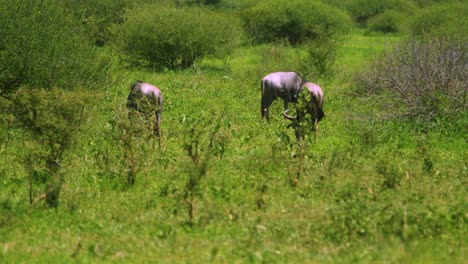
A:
[356,35,467,122]
[111,4,243,69]
[344,0,415,26]
[0,0,111,96]
[243,0,350,45]
[63,0,142,45]
[411,0,465,8]
[242,0,350,75]
[408,3,468,37]
[367,10,405,33]
[11,88,91,208]
[344,0,387,25]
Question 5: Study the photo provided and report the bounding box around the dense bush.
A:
[243,0,350,45]
[367,10,405,33]
[64,0,143,45]
[64,0,226,45]
[111,4,243,69]
[343,0,415,27]
[344,0,388,25]
[0,0,111,96]
[408,2,468,37]
[411,0,465,7]
[325,0,465,31]
[11,88,91,208]
[356,35,467,122]
[242,0,350,75]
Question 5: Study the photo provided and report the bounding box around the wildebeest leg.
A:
[314,119,318,142]
[294,128,302,140]
[153,111,161,147]
[261,96,272,121]
[313,104,319,142]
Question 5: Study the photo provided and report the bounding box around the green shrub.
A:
[412,0,465,8]
[63,0,142,45]
[409,3,468,37]
[0,0,111,96]
[344,0,387,25]
[344,0,415,26]
[65,0,183,45]
[243,0,350,45]
[111,4,243,69]
[367,10,405,33]
[242,0,350,76]
[11,88,91,208]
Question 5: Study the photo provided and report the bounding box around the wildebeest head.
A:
[283,82,324,140]
[126,80,163,138]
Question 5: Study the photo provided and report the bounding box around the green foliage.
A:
[243,0,350,45]
[367,10,406,33]
[10,88,91,208]
[109,109,154,187]
[344,0,388,25]
[0,0,111,96]
[411,0,465,7]
[111,4,243,69]
[344,0,415,26]
[303,39,340,76]
[0,9,466,262]
[408,2,468,37]
[242,0,350,76]
[63,0,144,45]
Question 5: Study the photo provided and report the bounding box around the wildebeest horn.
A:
[283,110,297,120]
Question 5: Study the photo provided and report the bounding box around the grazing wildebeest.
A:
[283,82,324,140]
[261,71,304,120]
[126,80,163,138]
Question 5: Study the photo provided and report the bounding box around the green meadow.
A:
[1,0,466,263]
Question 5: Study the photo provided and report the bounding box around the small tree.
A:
[367,10,405,33]
[356,34,467,123]
[408,3,468,37]
[343,0,415,27]
[12,88,90,208]
[109,108,154,187]
[242,0,350,76]
[0,0,111,96]
[181,116,226,226]
[111,4,243,69]
[63,0,150,45]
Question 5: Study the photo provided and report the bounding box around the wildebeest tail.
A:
[261,79,265,95]
[317,108,325,121]
[312,96,325,121]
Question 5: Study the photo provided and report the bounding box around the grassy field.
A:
[1,32,466,263]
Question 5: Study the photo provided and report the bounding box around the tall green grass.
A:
[0,32,465,263]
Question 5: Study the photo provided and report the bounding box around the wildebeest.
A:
[261,71,304,120]
[283,82,324,140]
[126,80,163,138]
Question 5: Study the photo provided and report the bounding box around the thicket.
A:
[243,0,349,45]
[242,0,350,75]
[411,0,466,7]
[111,4,243,69]
[356,34,467,123]
[342,0,415,27]
[0,0,111,96]
[367,10,405,33]
[408,2,468,37]
[64,0,142,45]
[9,88,91,208]
[64,0,221,45]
